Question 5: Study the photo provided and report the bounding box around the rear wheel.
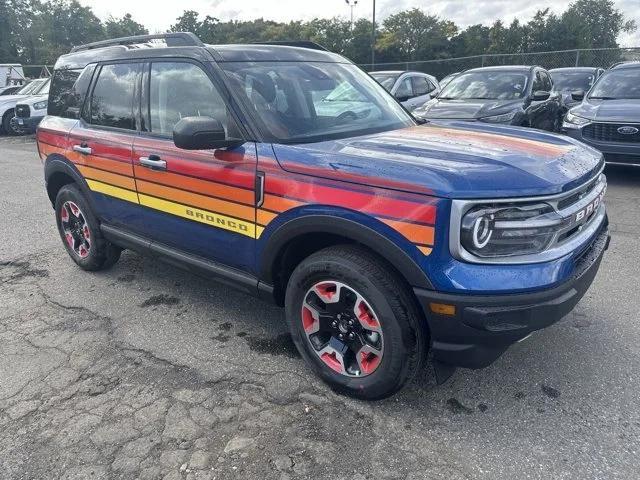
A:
[285,245,427,399]
[55,184,121,271]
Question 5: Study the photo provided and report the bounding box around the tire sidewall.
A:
[286,254,417,398]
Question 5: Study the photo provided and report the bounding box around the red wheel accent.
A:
[357,301,380,329]
[359,351,381,375]
[321,351,343,373]
[60,201,92,259]
[302,306,317,333]
[315,282,337,300]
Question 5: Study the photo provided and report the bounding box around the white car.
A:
[370,70,441,111]
[0,78,49,134]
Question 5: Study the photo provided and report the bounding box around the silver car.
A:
[370,70,441,111]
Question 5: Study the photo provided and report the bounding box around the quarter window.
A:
[89,63,139,130]
[149,62,228,136]
[48,65,95,118]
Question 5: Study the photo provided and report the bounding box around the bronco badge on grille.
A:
[617,126,639,135]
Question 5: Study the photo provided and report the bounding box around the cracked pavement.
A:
[0,135,639,479]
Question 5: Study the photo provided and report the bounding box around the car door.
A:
[131,60,257,272]
[526,70,551,130]
[68,62,141,227]
[392,76,414,108]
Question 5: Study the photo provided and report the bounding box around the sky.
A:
[80,0,640,47]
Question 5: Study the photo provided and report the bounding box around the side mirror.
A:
[173,116,244,150]
[531,90,551,101]
[571,90,585,101]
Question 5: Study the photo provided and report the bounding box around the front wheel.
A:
[285,245,427,399]
[2,110,20,135]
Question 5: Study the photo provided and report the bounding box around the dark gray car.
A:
[550,67,604,113]
[563,62,640,166]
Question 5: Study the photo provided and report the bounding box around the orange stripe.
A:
[263,194,304,212]
[74,155,133,177]
[417,246,432,256]
[257,209,277,226]
[77,165,136,191]
[134,166,254,205]
[380,218,434,246]
[136,180,255,222]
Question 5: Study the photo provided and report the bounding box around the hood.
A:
[420,98,524,120]
[0,94,29,106]
[17,94,47,107]
[559,92,580,107]
[572,98,640,123]
[272,123,603,199]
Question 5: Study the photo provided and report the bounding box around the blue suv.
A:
[563,61,640,166]
[38,33,609,399]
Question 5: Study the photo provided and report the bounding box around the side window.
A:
[149,62,229,136]
[532,71,544,92]
[89,63,139,130]
[395,77,413,99]
[411,76,432,97]
[48,65,95,119]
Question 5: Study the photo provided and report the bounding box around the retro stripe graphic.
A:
[38,131,437,255]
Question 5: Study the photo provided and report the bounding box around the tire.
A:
[2,109,19,136]
[54,184,121,271]
[285,245,428,399]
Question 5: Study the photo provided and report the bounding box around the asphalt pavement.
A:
[0,135,638,480]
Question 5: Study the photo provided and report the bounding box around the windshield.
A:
[439,71,529,100]
[17,79,46,95]
[35,79,50,95]
[370,73,400,92]
[222,62,413,143]
[550,71,596,92]
[439,73,458,89]
[589,68,640,99]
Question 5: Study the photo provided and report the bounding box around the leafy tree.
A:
[105,13,148,39]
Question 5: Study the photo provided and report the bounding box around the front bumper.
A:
[414,221,609,369]
[10,115,44,132]
[565,128,640,166]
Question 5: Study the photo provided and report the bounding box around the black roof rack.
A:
[70,32,204,53]
[252,41,329,52]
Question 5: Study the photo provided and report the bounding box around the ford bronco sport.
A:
[37,33,609,399]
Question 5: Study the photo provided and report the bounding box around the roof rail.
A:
[252,41,329,52]
[70,32,204,53]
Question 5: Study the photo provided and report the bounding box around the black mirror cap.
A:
[571,90,586,101]
[532,90,551,101]
[173,116,244,150]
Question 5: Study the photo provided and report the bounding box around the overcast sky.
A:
[80,0,640,47]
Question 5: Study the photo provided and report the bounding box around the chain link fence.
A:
[359,47,640,80]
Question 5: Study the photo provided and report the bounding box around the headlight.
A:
[413,99,437,117]
[460,203,560,258]
[33,100,48,110]
[479,110,517,123]
[564,111,590,127]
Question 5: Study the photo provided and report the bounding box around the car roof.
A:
[370,70,427,75]
[465,65,536,73]
[55,37,347,70]
[548,67,599,72]
[611,61,640,70]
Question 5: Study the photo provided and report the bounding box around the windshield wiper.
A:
[589,96,619,100]
[438,96,456,100]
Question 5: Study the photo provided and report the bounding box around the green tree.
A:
[105,13,148,39]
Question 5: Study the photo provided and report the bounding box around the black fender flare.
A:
[44,155,93,207]
[259,214,434,290]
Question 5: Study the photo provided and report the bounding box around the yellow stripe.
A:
[86,179,139,204]
[255,225,265,239]
[417,246,432,256]
[138,194,256,238]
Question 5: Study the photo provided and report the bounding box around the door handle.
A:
[139,155,166,171]
[72,144,92,155]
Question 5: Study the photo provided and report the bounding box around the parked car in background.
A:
[0,78,49,134]
[563,61,640,166]
[550,67,604,113]
[414,65,562,131]
[0,84,24,96]
[370,70,440,111]
[439,72,459,89]
[11,80,51,134]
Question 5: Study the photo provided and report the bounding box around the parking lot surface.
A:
[0,135,639,480]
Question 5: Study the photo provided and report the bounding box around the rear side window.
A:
[48,65,95,118]
[411,76,432,96]
[395,78,413,98]
[89,63,139,130]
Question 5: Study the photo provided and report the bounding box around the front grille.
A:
[583,123,640,143]
[15,104,30,118]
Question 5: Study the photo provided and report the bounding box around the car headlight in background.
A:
[33,100,48,110]
[479,110,517,123]
[460,203,559,258]
[563,111,590,128]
